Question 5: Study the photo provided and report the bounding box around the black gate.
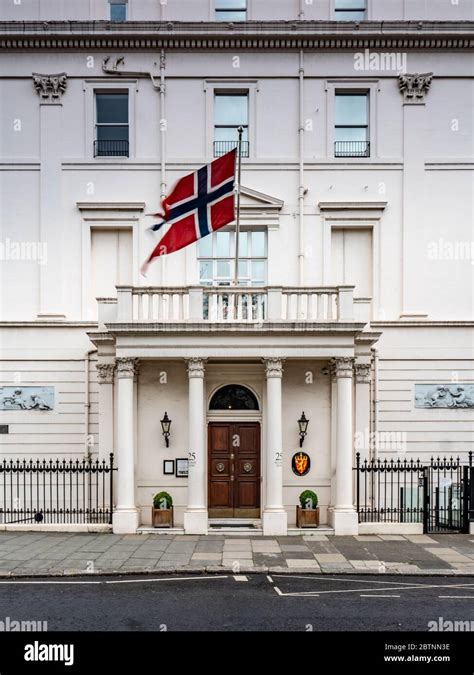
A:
[423,456,471,534]
[354,452,472,533]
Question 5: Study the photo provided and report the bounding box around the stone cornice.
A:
[103,321,368,336]
[0,21,472,50]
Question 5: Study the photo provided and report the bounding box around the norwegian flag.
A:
[141,149,236,273]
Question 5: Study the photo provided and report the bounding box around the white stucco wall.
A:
[0,5,472,530]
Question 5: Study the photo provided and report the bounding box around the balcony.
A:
[92,285,376,361]
[334,140,370,158]
[96,285,373,325]
[94,139,129,157]
[214,140,250,158]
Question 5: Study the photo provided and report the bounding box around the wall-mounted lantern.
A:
[298,411,309,447]
[160,412,172,448]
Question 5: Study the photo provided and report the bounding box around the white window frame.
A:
[109,0,128,22]
[83,80,138,160]
[204,80,259,160]
[211,0,248,21]
[197,227,267,287]
[331,0,369,21]
[325,79,379,161]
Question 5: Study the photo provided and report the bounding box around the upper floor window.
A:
[110,1,127,21]
[215,0,247,21]
[198,230,266,286]
[214,92,249,158]
[94,92,129,157]
[334,92,370,158]
[334,0,366,21]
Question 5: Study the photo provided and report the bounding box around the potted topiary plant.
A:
[152,491,174,528]
[296,489,319,528]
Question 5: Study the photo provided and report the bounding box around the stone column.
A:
[33,72,68,318]
[354,362,372,464]
[330,357,358,535]
[112,358,139,534]
[262,358,287,536]
[96,363,115,462]
[183,358,208,534]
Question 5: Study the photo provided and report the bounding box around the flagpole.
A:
[233,126,243,286]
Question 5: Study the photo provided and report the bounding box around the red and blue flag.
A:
[141,149,236,273]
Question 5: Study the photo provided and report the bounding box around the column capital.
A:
[115,357,138,379]
[398,72,433,104]
[96,363,115,385]
[354,362,371,384]
[332,357,354,379]
[263,357,285,378]
[32,72,68,102]
[186,357,207,379]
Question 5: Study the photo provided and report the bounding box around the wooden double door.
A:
[208,422,261,518]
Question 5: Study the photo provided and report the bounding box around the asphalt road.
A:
[0,574,473,631]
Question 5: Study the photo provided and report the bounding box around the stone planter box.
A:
[296,505,320,528]
[152,507,173,528]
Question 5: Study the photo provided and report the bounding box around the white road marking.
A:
[0,580,102,585]
[0,576,229,586]
[106,576,229,584]
[267,575,273,583]
[360,594,401,598]
[233,575,248,582]
[439,595,474,599]
[273,581,474,598]
[274,586,283,596]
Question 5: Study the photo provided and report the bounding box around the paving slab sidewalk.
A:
[0,532,473,577]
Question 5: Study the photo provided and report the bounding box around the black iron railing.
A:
[355,452,473,533]
[335,140,370,157]
[0,454,116,525]
[94,140,129,157]
[214,140,250,158]
[355,452,424,524]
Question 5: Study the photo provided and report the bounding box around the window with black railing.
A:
[95,92,129,157]
[335,91,370,158]
[214,92,249,157]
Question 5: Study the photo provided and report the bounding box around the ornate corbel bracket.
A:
[398,72,433,104]
[32,72,67,102]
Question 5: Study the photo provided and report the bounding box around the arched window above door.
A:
[209,384,259,411]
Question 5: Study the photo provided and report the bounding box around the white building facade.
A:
[0,0,473,535]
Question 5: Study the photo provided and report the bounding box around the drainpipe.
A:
[159,50,167,286]
[84,348,97,458]
[372,347,379,460]
[298,48,305,286]
[159,49,167,201]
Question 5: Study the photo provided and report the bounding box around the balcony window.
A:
[335,92,370,158]
[198,230,267,286]
[94,92,129,157]
[334,0,366,21]
[215,0,247,21]
[214,92,249,157]
[110,1,127,21]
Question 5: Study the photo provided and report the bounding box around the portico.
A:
[89,283,379,536]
